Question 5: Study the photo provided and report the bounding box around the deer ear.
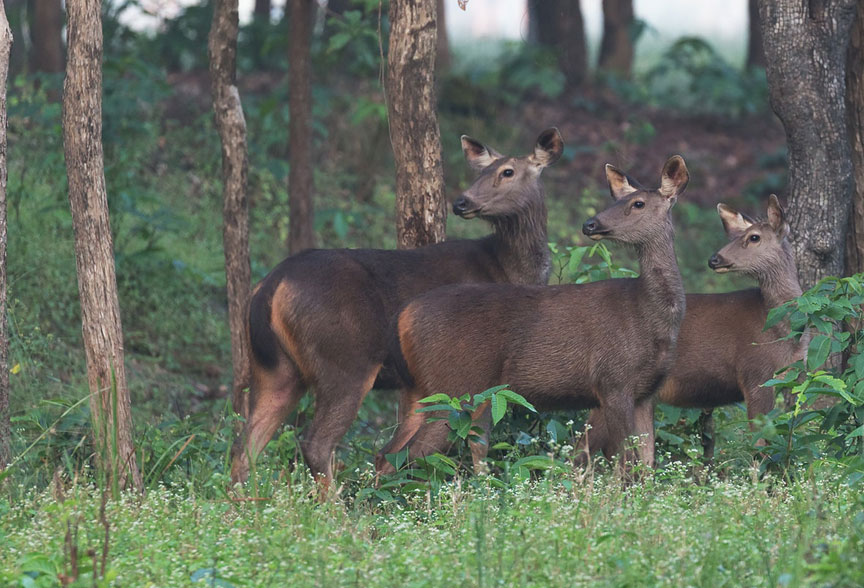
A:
[605,164,638,200]
[767,194,789,238]
[461,135,502,171]
[659,155,689,200]
[717,203,753,235]
[529,127,563,168]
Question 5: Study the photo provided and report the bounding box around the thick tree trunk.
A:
[758,0,857,289]
[436,0,450,71]
[846,5,864,277]
[528,0,587,88]
[209,0,251,418]
[63,0,141,491]
[747,0,765,68]
[598,0,633,78]
[288,0,315,253]
[0,0,10,472]
[28,0,63,73]
[387,0,447,249]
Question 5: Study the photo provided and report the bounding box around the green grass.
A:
[1,467,862,587]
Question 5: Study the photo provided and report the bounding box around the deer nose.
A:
[708,254,720,269]
[453,197,469,214]
[582,218,599,235]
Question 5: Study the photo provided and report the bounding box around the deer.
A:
[230,128,565,487]
[375,156,690,475]
[580,195,807,466]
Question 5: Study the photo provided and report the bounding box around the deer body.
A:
[230,129,564,485]
[583,195,806,464]
[376,157,690,472]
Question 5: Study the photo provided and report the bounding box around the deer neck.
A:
[490,199,550,285]
[635,223,685,340]
[757,243,802,309]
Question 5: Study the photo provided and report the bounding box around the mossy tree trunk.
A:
[28,0,63,73]
[758,0,857,288]
[63,0,141,491]
[528,0,587,88]
[0,0,11,472]
[209,0,251,417]
[387,0,447,249]
[846,4,864,277]
[746,0,765,68]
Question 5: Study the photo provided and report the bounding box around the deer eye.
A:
[633,201,645,209]
[749,234,761,243]
[501,169,514,178]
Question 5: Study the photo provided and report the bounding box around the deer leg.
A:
[575,409,610,466]
[697,409,715,462]
[300,364,380,491]
[634,399,656,468]
[230,358,303,485]
[375,388,428,475]
[598,393,637,468]
[405,419,454,463]
[469,402,492,472]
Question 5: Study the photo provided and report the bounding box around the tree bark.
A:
[387,0,447,249]
[63,0,141,491]
[28,0,63,73]
[0,0,11,472]
[288,0,315,254]
[846,4,864,277]
[209,0,252,417]
[528,0,587,88]
[436,0,450,71]
[598,0,633,78]
[758,0,857,289]
[746,0,765,68]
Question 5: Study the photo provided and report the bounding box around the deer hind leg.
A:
[697,409,715,462]
[575,409,611,467]
[597,392,637,471]
[375,387,428,475]
[300,363,380,492]
[230,357,303,485]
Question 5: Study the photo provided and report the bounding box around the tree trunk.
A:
[254,0,270,21]
[387,0,447,249]
[288,0,315,254]
[846,4,864,277]
[209,0,251,418]
[746,0,765,68]
[528,0,587,88]
[0,0,11,472]
[28,0,63,73]
[436,0,450,71]
[63,0,141,491]
[758,0,857,289]
[598,0,633,78]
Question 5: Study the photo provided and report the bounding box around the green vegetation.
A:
[4,5,862,586]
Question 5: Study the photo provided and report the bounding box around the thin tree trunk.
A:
[387,0,446,249]
[846,4,864,277]
[528,0,587,88]
[63,0,141,491]
[288,0,315,254]
[0,0,11,472]
[28,0,63,73]
[436,0,450,71]
[598,0,633,78]
[209,0,251,418]
[758,0,857,289]
[254,0,270,21]
[746,0,765,68]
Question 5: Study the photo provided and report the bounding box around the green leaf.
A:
[807,335,832,370]
[497,389,537,412]
[490,393,506,425]
[419,393,452,405]
[764,304,791,330]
